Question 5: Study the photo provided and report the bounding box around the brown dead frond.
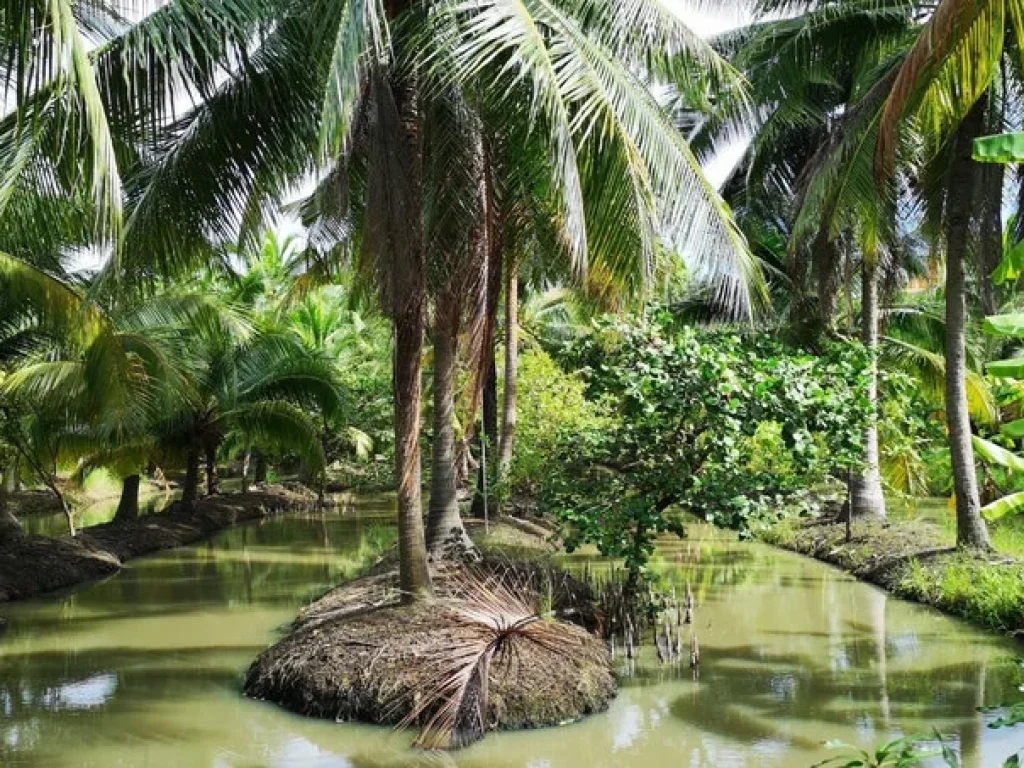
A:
[394,567,583,750]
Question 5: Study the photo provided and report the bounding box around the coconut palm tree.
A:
[702,0,923,519]
[871,0,1024,547]
[155,327,341,505]
[2,0,764,596]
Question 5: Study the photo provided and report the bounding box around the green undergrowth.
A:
[763,516,1024,635]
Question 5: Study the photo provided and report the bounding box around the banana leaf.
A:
[984,314,1024,337]
[985,359,1024,378]
[972,435,1024,472]
[982,491,1024,522]
[973,133,1024,163]
[993,241,1024,285]
[1001,419,1024,440]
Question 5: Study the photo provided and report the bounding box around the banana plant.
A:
[975,134,1024,283]
[972,312,1024,520]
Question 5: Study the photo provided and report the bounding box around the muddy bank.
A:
[0,485,322,603]
[244,561,615,747]
[763,516,1024,634]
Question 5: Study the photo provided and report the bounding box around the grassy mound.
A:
[243,564,615,748]
[764,516,1024,633]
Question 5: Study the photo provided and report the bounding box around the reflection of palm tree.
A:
[959,661,987,768]
[868,587,891,727]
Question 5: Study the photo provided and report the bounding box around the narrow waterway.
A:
[2,497,1023,767]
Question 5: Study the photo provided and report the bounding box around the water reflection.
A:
[20,491,176,537]
[1,509,1023,766]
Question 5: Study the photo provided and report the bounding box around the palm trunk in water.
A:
[946,97,991,550]
[850,257,886,519]
[116,474,141,521]
[427,294,472,556]
[497,259,518,480]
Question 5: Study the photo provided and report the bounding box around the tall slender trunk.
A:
[813,227,841,333]
[946,98,992,550]
[470,355,498,519]
[427,294,472,556]
[115,474,141,522]
[394,294,432,597]
[979,159,1004,316]
[254,452,268,484]
[389,65,432,600]
[0,468,21,541]
[497,258,518,480]
[61,495,75,537]
[182,446,201,507]
[205,440,220,497]
[851,257,887,519]
[241,448,251,494]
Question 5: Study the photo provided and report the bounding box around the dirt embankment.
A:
[244,559,616,746]
[763,516,1024,634]
[0,485,321,603]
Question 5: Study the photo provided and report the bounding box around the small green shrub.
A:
[504,347,612,500]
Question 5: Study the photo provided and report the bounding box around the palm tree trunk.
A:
[205,440,220,496]
[115,474,141,522]
[947,98,992,550]
[254,452,268,484]
[497,258,518,480]
[851,257,886,519]
[394,287,432,598]
[427,294,472,556]
[390,66,432,601]
[60,495,75,537]
[0,468,21,542]
[241,448,251,494]
[813,227,841,332]
[979,158,1004,316]
[182,446,201,507]
[470,355,498,519]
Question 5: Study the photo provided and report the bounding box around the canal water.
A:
[2,496,1023,766]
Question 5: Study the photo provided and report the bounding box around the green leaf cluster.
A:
[540,309,872,584]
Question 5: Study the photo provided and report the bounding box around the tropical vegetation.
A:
[5,0,1024,761]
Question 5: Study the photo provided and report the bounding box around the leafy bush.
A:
[504,348,612,500]
[541,309,871,586]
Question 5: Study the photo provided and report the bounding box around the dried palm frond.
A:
[394,568,582,750]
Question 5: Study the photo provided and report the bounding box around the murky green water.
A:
[20,490,177,538]
[2,499,1024,767]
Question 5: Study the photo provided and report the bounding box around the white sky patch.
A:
[663,1,757,37]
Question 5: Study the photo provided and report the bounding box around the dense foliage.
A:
[500,348,611,503]
[540,310,872,585]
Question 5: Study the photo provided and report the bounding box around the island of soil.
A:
[243,524,617,746]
